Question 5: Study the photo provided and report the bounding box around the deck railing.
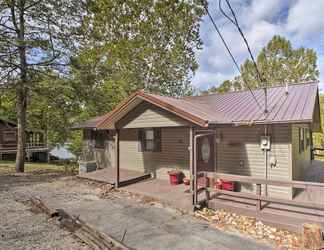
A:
[313,147,324,157]
[194,171,324,213]
[0,142,47,150]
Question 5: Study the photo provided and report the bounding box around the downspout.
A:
[264,124,268,197]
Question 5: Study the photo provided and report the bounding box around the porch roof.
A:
[75,82,321,131]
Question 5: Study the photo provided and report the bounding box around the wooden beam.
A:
[213,189,324,210]
[115,129,120,188]
[189,126,193,193]
[213,172,324,190]
[29,197,129,250]
[118,173,151,187]
[256,184,261,212]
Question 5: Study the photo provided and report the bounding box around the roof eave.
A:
[209,119,314,126]
[97,91,209,129]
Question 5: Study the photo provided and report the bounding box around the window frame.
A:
[299,127,305,153]
[91,130,107,149]
[305,128,310,149]
[138,128,161,152]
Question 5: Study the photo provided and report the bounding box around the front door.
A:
[196,133,215,172]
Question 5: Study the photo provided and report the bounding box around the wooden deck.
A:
[78,161,324,231]
[208,192,324,232]
[78,168,151,187]
[78,168,193,212]
[206,160,324,232]
[121,178,193,212]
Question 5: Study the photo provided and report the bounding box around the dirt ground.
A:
[0,171,89,250]
[0,167,273,250]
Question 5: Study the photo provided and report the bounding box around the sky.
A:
[192,0,324,92]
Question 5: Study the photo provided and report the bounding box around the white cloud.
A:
[248,0,292,23]
[193,0,324,91]
[286,0,324,38]
[191,70,235,89]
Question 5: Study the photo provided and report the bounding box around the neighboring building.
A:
[0,118,48,162]
[74,82,321,200]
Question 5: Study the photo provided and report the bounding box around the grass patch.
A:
[0,161,78,174]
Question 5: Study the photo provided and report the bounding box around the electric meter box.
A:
[260,136,271,150]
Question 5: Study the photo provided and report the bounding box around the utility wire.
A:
[219,0,265,86]
[202,2,263,111]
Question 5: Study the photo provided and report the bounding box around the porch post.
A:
[115,129,120,188]
[189,126,193,193]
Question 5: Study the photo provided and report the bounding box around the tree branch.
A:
[9,0,19,33]
[24,0,42,11]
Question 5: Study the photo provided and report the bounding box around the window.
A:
[305,129,310,149]
[3,131,16,142]
[299,128,305,153]
[138,128,161,152]
[91,130,108,148]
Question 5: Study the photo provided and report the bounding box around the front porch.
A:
[78,167,151,187]
[78,159,324,231]
[78,167,193,212]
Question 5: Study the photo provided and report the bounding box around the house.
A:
[0,118,49,162]
[74,82,321,200]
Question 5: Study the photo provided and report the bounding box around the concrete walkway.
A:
[12,177,273,250]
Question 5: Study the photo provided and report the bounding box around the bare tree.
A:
[0,0,83,172]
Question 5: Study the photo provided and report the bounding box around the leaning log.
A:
[29,196,129,250]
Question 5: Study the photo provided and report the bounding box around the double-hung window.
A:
[138,128,161,152]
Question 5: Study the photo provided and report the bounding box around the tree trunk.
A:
[15,1,27,173]
[15,87,27,173]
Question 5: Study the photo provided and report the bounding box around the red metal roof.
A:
[185,82,319,125]
[76,82,320,129]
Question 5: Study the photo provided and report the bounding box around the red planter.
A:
[222,180,235,191]
[214,179,235,191]
[168,170,183,185]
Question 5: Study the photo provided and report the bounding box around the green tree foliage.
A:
[313,94,324,149]
[0,0,84,171]
[206,35,319,94]
[0,0,207,165]
[76,0,206,103]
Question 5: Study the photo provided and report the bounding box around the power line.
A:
[201,1,263,111]
[219,0,268,113]
[219,0,265,86]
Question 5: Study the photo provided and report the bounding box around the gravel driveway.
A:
[0,173,89,250]
[2,174,273,250]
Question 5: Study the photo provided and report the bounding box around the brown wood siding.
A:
[215,124,292,199]
[116,102,189,129]
[119,127,190,179]
[291,124,311,181]
[0,123,17,149]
